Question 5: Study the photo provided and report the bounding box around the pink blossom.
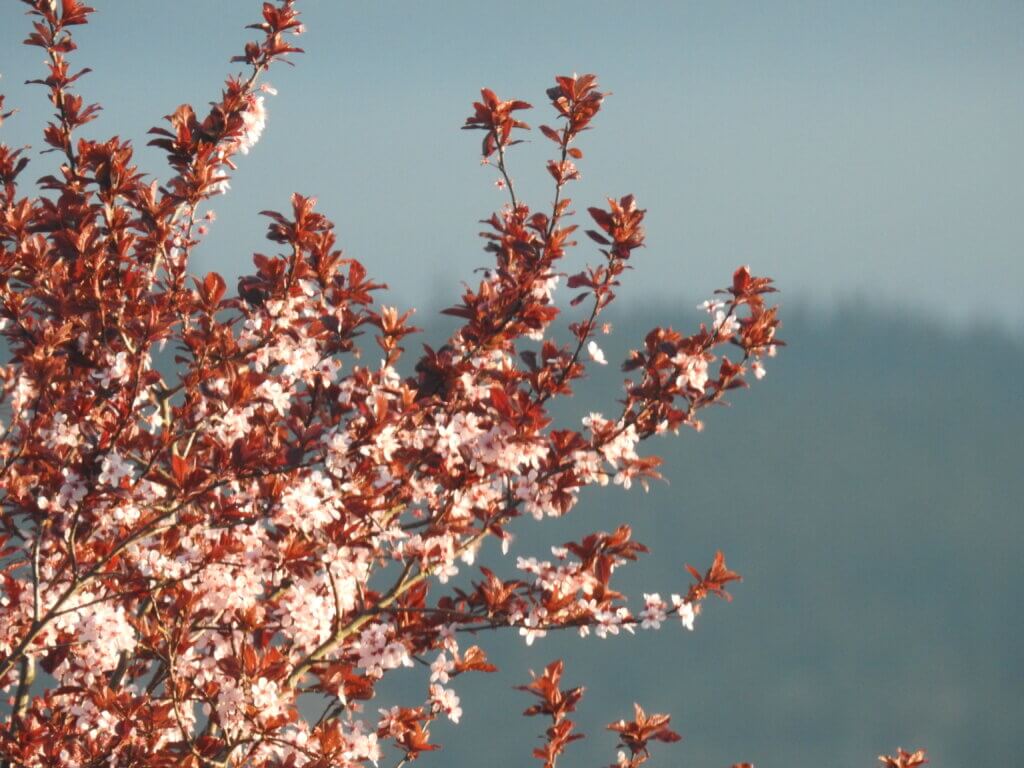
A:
[673,352,711,393]
[671,594,697,631]
[519,608,549,646]
[430,683,463,723]
[237,95,267,155]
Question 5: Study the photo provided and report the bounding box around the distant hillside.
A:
[402,304,1023,768]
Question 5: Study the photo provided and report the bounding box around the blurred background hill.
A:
[397,301,1023,768]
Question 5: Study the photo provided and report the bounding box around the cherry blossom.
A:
[0,5,918,766]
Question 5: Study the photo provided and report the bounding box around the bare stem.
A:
[494,133,519,209]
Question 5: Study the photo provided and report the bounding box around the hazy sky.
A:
[2,1,1022,331]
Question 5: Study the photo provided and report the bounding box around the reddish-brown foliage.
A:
[0,2,922,767]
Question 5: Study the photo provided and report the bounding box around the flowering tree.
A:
[0,2,925,767]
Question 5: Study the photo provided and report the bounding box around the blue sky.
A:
[2,0,1022,330]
